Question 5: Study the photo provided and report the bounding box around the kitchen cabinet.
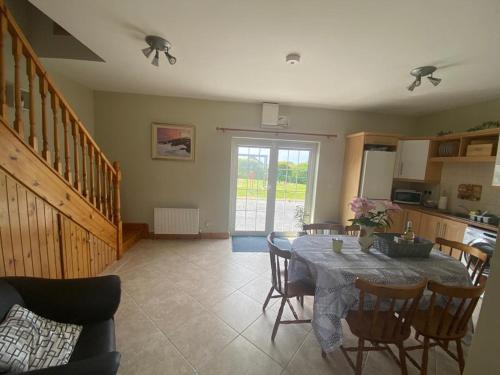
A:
[418,212,467,259]
[419,213,443,242]
[394,140,429,180]
[387,208,422,234]
[387,210,406,233]
[393,139,441,182]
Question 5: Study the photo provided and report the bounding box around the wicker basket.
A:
[373,233,433,258]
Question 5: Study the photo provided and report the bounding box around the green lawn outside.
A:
[237,178,306,200]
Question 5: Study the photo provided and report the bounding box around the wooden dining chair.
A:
[406,280,486,374]
[263,232,315,340]
[332,277,427,375]
[345,224,361,236]
[303,223,345,235]
[435,237,489,286]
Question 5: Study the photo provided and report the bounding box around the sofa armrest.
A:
[21,352,121,375]
[1,276,121,324]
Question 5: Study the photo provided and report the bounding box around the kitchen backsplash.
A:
[392,163,500,216]
[439,163,500,216]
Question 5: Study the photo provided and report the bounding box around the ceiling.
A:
[29,0,500,115]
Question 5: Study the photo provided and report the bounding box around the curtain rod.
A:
[216,127,337,139]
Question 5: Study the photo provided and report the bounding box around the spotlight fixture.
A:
[407,66,441,91]
[142,35,177,66]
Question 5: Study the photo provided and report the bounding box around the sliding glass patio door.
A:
[229,138,318,235]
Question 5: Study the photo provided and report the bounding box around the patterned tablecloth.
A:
[289,235,472,352]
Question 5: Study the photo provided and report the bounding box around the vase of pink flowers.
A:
[349,197,401,252]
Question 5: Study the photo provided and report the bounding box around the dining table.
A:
[288,234,473,353]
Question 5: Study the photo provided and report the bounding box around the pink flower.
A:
[349,197,377,218]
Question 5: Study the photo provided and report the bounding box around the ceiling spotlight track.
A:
[407,65,441,91]
[142,35,177,66]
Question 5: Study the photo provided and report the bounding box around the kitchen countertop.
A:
[398,204,499,233]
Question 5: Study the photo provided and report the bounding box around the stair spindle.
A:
[107,166,113,220]
[88,143,95,205]
[61,106,71,183]
[101,157,107,216]
[12,35,23,136]
[95,150,101,210]
[71,118,80,191]
[80,129,88,197]
[39,75,49,162]
[26,58,37,150]
[51,91,61,172]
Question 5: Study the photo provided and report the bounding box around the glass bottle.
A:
[403,220,415,243]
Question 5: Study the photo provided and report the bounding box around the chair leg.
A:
[420,337,430,375]
[355,338,364,375]
[300,296,304,307]
[456,339,465,374]
[271,297,286,341]
[398,343,408,375]
[263,286,274,311]
[286,298,300,320]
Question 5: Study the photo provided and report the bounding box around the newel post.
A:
[113,161,122,259]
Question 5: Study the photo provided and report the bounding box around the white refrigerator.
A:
[359,150,396,200]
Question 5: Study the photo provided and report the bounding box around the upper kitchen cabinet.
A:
[426,128,499,186]
[428,128,499,164]
[393,139,442,183]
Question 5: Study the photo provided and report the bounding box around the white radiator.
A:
[154,208,199,235]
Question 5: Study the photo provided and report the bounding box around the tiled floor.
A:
[104,239,473,375]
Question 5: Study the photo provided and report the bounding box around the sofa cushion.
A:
[70,319,115,362]
[0,281,24,321]
[0,305,82,372]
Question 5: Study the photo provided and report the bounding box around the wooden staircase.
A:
[123,223,149,252]
[0,0,122,278]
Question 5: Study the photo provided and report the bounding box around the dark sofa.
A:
[0,276,121,375]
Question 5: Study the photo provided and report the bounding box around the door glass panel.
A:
[274,149,311,232]
[235,146,270,232]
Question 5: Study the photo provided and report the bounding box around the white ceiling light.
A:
[286,53,301,65]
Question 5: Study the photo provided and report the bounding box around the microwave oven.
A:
[392,189,422,205]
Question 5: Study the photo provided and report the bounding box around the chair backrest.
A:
[344,224,361,236]
[303,223,345,235]
[435,238,489,286]
[422,280,485,339]
[267,232,291,295]
[355,277,427,340]
[0,280,24,321]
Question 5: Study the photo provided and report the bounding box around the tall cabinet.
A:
[339,132,399,225]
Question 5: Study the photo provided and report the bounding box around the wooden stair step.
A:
[123,223,149,252]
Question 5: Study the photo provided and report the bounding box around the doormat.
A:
[231,236,292,252]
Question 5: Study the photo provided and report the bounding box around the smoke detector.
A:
[286,53,301,65]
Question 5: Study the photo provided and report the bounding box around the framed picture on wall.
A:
[152,123,195,161]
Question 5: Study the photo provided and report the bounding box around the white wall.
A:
[416,98,500,136]
[94,91,416,232]
[438,163,500,216]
